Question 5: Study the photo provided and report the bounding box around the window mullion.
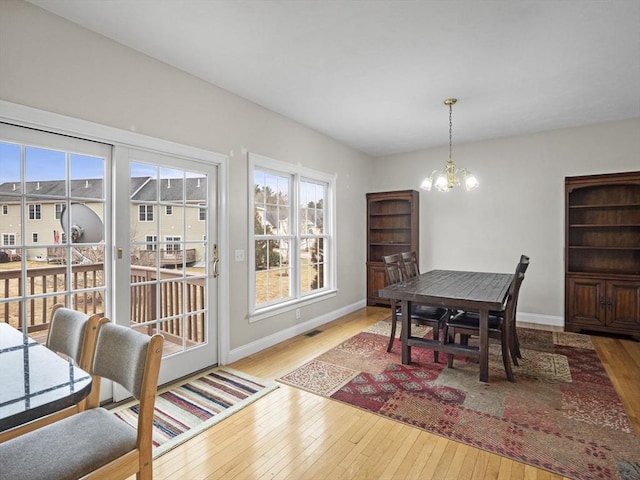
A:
[291,172,300,299]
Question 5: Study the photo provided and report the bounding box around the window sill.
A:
[249,289,337,323]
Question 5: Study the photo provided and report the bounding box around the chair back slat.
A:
[382,253,404,285]
[401,251,420,279]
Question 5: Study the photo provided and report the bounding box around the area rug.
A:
[278,320,640,480]
[112,367,278,458]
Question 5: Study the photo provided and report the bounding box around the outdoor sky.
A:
[0,141,197,184]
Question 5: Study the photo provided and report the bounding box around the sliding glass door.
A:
[114,148,218,389]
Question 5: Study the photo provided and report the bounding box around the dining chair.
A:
[0,323,164,480]
[443,270,526,382]
[478,254,529,365]
[508,255,530,363]
[47,304,108,373]
[400,251,420,279]
[0,305,108,443]
[382,253,448,360]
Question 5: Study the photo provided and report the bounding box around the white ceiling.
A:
[28,0,640,157]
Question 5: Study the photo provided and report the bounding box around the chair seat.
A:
[0,408,136,480]
[395,305,448,322]
[413,305,448,319]
[447,311,503,331]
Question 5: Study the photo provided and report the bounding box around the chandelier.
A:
[420,98,479,192]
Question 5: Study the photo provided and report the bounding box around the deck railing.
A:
[0,263,205,344]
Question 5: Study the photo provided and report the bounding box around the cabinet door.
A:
[606,280,640,331]
[567,277,606,328]
[367,263,390,306]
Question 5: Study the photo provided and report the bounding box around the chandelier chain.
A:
[448,103,453,160]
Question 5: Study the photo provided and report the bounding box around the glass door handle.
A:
[211,244,219,278]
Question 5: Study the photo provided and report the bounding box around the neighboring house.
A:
[0,179,103,261]
[0,176,207,265]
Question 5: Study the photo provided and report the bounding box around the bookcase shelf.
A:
[565,171,640,339]
[366,190,419,306]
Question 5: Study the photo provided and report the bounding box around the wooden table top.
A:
[379,269,513,310]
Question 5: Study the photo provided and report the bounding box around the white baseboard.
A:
[516,312,564,328]
[225,299,367,364]
[226,306,564,364]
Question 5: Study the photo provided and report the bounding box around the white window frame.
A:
[138,204,153,222]
[164,235,181,252]
[248,152,336,321]
[32,232,39,243]
[165,205,173,215]
[145,235,157,251]
[1,205,7,215]
[2,233,17,246]
[28,203,41,220]
[55,203,64,219]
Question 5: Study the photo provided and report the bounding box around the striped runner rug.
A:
[111,367,278,458]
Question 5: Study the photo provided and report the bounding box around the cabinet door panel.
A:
[367,263,390,306]
[607,281,640,330]
[568,278,605,327]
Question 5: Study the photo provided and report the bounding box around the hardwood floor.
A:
[151,306,640,480]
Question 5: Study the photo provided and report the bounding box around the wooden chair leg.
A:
[510,334,520,366]
[502,333,514,382]
[446,329,455,368]
[387,308,398,353]
[508,320,520,366]
[432,323,440,363]
[512,328,522,358]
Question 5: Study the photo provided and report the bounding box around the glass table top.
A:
[0,322,92,431]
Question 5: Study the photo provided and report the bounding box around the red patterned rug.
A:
[278,320,640,480]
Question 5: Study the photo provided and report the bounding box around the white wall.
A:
[1,0,639,350]
[0,0,372,355]
[373,119,640,323]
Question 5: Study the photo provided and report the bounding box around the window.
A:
[165,236,181,252]
[1,205,7,215]
[28,204,41,220]
[199,204,206,221]
[165,205,173,215]
[32,233,39,243]
[55,203,64,219]
[2,233,17,246]
[145,235,157,251]
[249,153,335,316]
[138,204,153,221]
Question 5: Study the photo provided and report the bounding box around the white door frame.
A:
[0,99,231,377]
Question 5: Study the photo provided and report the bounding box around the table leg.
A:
[479,307,489,382]
[401,299,411,365]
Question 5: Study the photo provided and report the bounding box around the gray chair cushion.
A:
[47,308,90,362]
[0,408,137,480]
[93,323,150,399]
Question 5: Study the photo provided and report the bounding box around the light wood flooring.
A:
[150,306,640,480]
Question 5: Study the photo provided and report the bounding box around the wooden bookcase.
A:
[366,190,419,306]
[565,171,640,339]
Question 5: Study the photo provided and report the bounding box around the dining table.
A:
[379,269,513,382]
[0,322,92,433]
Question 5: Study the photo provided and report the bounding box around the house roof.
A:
[0,177,207,203]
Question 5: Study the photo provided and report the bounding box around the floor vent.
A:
[305,329,322,337]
